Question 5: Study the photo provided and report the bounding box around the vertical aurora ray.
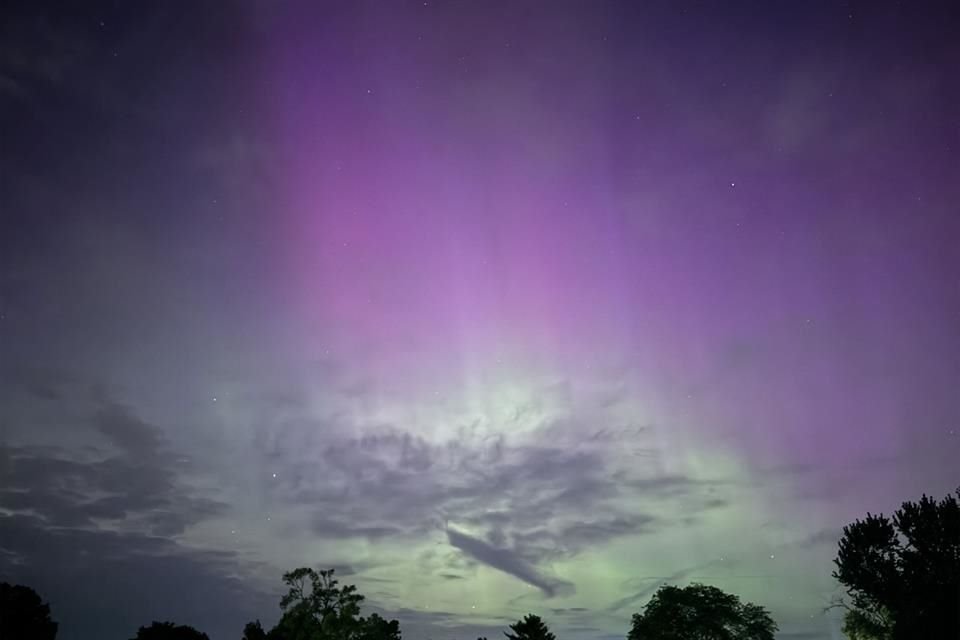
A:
[242,7,960,637]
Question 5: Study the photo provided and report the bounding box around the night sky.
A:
[1,2,959,639]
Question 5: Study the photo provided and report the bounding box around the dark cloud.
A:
[508,513,659,565]
[607,565,713,612]
[261,414,718,594]
[0,364,728,636]
[557,515,656,547]
[1,365,77,400]
[0,390,263,640]
[0,514,273,640]
[392,607,464,621]
[312,516,405,540]
[94,400,165,456]
[0,398,226,536]
[286,423,697,526]
[702,498,729,509]
[325,564,362,577]
[446,527,573,597]
[0,446,221,534]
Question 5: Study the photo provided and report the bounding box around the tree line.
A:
[2,487,957,640]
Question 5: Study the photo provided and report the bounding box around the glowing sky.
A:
[2,2,959,639]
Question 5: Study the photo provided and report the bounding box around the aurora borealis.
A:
[1,2,959,639]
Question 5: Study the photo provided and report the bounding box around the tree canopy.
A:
[356,613,401,640]
[833,487,960,639]
[504,614,555,640]
[243,567,401,640]
[628,583,777,640]
[243,620,269,640]
[0,582,58,640]
[130,621,210,640]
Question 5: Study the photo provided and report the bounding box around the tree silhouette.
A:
[833,487,960,640]
[271,568,401,640]
[0,582,58,640]
[275,568,363,640]
[628,583,777,640]
[504,614,555,640]
[243,620,268,640]
[131,621,210,640]
[837,605,893,640]
[357,612,401,640]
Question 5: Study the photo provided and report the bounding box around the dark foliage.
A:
[833,487,960,640]
[131,621,210,640]
[357,613,401,640]
[248,568,402,640]
[243,620,268,640]
[627,583,777,640]
[0,582,58,640]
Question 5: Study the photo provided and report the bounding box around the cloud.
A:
[312,517,405,540]
[243,382,725,600]
[0,357,734,639]
[0,397,226,536]
[1,365,77,400]
[446,527,573,597]
[94,400,165,456]
[280,420,703,543]
[0,388,262,640]
[792,529,842,550]
[0,514,273,640]
[557,515,656,547]
[607,564,713,612]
